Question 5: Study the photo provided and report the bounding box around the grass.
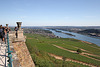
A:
[25,33,100,66]
[48,38,100,55]
[26,39,89,67]
[84,54,100,60]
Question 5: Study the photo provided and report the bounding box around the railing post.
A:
[7,32,13,67]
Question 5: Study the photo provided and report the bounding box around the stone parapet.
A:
[9,31,25,42]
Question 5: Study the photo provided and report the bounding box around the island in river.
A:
[53,29,76,37]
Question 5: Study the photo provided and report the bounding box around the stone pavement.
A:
[0,39,8,67]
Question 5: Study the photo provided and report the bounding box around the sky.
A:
[0,0,100,26]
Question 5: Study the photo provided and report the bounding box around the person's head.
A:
[0,25,2,28]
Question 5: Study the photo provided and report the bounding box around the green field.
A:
[25,33,100,67]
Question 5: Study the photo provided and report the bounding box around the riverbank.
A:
[77,32,100,39]
[47,29,100,46]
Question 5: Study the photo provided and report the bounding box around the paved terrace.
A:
[0,30,26,67]
[0,22,35,67]
[0,39,8,67]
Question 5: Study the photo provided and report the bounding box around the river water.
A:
[47,29,100,46]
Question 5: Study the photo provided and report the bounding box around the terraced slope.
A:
[25,34,100,67]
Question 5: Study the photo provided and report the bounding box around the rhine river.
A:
[47,29,100,46]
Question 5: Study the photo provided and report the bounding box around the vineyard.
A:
[25,33,100,67]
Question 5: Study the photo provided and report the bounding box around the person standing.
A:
[4,28,7,44]
[0,25,3,38]
[14,27,18,38]
[6,26,11,33]
[2,26,6,42]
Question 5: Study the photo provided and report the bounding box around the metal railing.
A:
[7,32,13,67]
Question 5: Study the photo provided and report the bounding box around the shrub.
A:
[77,49,82,54]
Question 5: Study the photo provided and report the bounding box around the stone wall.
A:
[9,31,35,67]
[12,42,35,67]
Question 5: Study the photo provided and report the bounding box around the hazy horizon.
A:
[7,25,100,27]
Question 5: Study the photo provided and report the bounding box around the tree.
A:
[77,49,82,54]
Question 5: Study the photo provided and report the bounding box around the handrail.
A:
[7,32,13,67]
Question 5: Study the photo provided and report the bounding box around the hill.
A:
[25,30,100,67]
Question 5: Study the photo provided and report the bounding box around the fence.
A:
[7,32,13,67]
